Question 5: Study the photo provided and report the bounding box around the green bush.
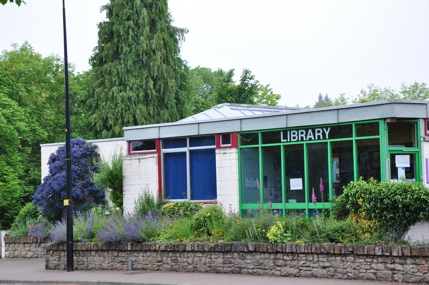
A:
[334,178,429,241]
[134,189,163,216]
[192,205,226,239]
[162,201,203,218]
[7,203,43,237]
[94,146,124,211]
[159,217,195,242]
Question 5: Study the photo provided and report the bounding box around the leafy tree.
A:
[88,0,192,138]
[0,0,24,6]
[332,93,348,106]
[189,66,217,114]
[33,138,106,221]
[313,93,333,108]
[255,84,281,106]
[0,93,29,229]
[0,42,93,203]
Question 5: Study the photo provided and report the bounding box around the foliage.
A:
[334,178,429,241]
[123,212,169,242]
[33,138,106,221]
[94,146,124,211]
[50,219,67,243]
[89,0,192,138]
[159,217,195,242]
[313,93,333,108]
[97,214,125,243]
[161,201,203,219]
[192,205,226,239]
[267,215,310,243]
[0,93,29,229]
[134,189,163,216]
[0,0,24,6]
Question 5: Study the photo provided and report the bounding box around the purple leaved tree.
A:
[33,138,106,221]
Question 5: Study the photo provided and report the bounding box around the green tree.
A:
[0,42,93,205]
[352,82,429,104]
[0,93,29,229]
[89,0,192,138]
[313,93,333,108]
[189,66,217,114]
[0,0,24,6]
[255,84,281,106]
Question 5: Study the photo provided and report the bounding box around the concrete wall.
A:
[216,148,239,214]
[122,153,159,214]
[41,138,126,181]
[406,221,429,244]
[1,231,5,258]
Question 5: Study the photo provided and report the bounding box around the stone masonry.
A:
[44,242,429,283]
[4,237,50,258]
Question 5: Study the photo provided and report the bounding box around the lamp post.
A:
[62,0,73,272]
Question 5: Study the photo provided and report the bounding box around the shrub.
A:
[159,217,196,242]
[192,205,226,240]
[267,216,310,243]
[334,178,429,241]
[50,219,67,243]
[33,138,106,221]
[134,189,162,216]
[97,214,125,243]
[123,212,169,242]
[94,146,124,211]
[162,201,203,219]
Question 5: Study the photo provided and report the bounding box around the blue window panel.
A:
[164,152,187,199]
[189,136,215,147]
[163,138,187,149]
[190,149,217,200]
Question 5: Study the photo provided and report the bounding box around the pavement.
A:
[0,258,410,285]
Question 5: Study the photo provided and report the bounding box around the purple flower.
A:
[312,193,317,203]
[268,201,272,209]
[319,178,324,192]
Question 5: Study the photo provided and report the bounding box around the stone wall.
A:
[4,237,50,258]
[45,242,429,283]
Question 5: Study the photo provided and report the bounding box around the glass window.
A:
[241,148,260,204]
[130,140,156,152]
[240,133,259,146]
[164,152,187,199]
[190,149,217,200]
[307,143,329,204]
[285,144,305,203]
[356,122,379,137]
[220,134,231,146]
[388,122,417,148]
[163,138,187,149]
[328,125,353,139]
[331,141,354,197]
[262,131,281,144]
[357,139,381,180]
[163,136,217,201]
[390,153,417,182]
[189,136,215,147]
[262,146,282,203]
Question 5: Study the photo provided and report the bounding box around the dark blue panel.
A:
[163,138,187,149]
[164,152,187,199]
[190,149,217,200]
[189,136,215,147]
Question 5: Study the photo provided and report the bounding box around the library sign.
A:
[281,127,331,142]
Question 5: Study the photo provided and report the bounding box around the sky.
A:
[1,0,428,107]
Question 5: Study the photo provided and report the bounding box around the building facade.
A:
[41,101,429,217]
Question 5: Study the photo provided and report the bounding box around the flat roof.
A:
[123,100,429,141]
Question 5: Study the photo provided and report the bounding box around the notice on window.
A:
[398,167,406,179]
[245,178,257,189]
[290,178,303,190]
[395,155,410,168]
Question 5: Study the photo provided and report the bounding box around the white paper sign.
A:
[398,167,406,179]
[290,178,303,190]
[395,155,410,168]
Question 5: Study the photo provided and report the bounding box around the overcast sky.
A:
[1,0,428,107]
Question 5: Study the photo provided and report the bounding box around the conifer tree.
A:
[89,0,192,138]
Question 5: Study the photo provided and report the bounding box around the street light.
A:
[62,0,73,272]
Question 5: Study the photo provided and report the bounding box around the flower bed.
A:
[45,242,429,283]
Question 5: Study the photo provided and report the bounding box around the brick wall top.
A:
[45,242,429,257]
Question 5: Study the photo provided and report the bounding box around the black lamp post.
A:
[62,0,73,272]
